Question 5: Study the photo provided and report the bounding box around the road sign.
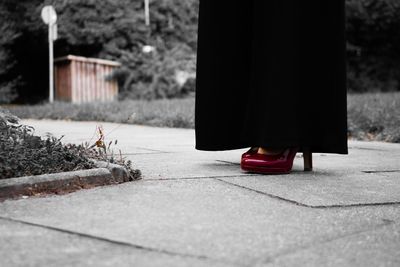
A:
[41,5,57,25]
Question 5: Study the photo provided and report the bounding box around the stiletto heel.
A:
[303,147,313,171]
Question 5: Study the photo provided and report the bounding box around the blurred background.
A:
[0,0,399,142]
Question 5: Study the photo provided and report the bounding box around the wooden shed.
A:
[54,55,121,104]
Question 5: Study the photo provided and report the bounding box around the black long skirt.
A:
[194,1,348,154]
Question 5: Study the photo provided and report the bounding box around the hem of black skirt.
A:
[195,142,349,155]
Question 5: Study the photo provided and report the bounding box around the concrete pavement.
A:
[1,119,399,267]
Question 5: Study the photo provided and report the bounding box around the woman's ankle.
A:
[258,147,285,155]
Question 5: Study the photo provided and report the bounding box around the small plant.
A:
[82,124,141,181]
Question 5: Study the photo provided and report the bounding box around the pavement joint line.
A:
[130,147,172,153]
[140,174,260,181]
[121,152,171,155]
[215,160,240,166]
[348,146,389,151]
[362,170,400,173]
[215,178,400,209]
[0,216,242,266]
[260,219,395,265]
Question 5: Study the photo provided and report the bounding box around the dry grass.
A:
[347,92,400,143]
[6,97,195,129]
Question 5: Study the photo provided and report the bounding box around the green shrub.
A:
[0,9,20,104]
[116,43,196,100]
[346,0,400,92]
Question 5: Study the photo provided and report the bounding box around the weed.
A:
[83,124,141,181]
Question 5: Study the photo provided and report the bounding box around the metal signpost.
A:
[144,0,150,26]
[41,5,58,103]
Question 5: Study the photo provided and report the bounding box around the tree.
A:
[0,0,199,103]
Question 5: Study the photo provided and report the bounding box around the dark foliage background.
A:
[0,0,400,104]
[0,0,198,103]
[346,0,400,93]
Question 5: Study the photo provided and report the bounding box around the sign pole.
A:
[49,23,54,103]
[144,0,150,26]
[41,5,57,103]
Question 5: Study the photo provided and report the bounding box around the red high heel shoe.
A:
[241,147,313,174]
[241,147,259,159]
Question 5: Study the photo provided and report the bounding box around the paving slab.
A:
[259,221,400,267]
[121,150,263,180]
[218,171,400,207]
[0,218,230,267]
[0,179,399,266]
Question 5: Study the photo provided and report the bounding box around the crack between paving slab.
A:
[0,216,242,267]
[260,219,395,265]
[215,160,240,166]
[121,152,170,156]
[216,179,400,209]
[141,174,259,181]
[362,170,400,173]
[130,147,171,153]
[348,146,388,151]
